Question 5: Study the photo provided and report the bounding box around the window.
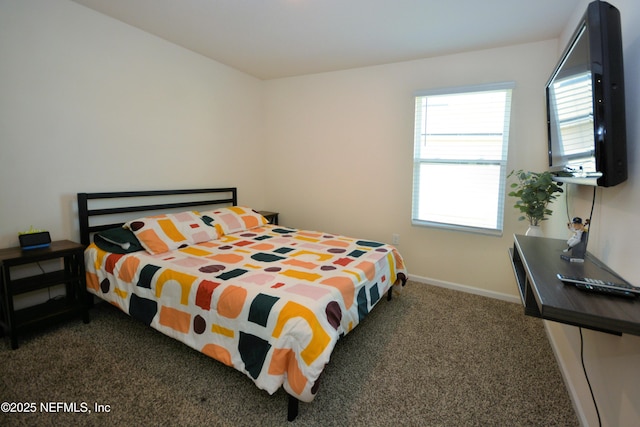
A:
[412,83,514,235]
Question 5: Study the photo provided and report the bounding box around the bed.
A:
[77,188,407,421]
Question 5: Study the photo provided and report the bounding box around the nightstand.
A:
[0,240,90,349]
[259,211,279,225]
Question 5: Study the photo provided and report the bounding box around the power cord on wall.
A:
[563,184,596,221]
[34,261,52,301]
[35,261,63,303]
[567,187,602,426]
[579,327,602,427]
[564,183,572,222]
[583,186,597,252]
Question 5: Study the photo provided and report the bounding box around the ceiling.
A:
[70,0,583,80]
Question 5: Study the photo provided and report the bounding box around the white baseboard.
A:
[408,273,520,304]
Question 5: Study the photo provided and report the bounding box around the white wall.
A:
[263,1,640,424]
[543,1,640,426]
[264,40,559,298]
[0,0,266,249]
[3,0,639,425]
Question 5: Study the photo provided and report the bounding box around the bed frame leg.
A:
[287,395,299,421]
[387,273,408,301]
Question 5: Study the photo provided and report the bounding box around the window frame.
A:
[411,82,515,236]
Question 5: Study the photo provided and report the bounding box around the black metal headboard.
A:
[77,188,237,246]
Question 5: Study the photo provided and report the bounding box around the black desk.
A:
[509,234,640,336]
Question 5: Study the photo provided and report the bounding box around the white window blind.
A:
[412,83,514,235]
[549,72,594,160]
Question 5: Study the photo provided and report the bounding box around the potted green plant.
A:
[508,170,563,236]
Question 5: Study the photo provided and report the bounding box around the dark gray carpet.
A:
[0,282,578,426]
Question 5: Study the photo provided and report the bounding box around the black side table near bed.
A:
[259,211,279,225]
[0,240,90,349]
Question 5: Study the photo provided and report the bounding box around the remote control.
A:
[557,273,640,298]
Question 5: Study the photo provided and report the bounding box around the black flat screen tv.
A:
[546,0,627,187]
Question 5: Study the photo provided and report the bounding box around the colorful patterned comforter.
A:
[85,224,406,402]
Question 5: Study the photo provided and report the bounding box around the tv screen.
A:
[546,1,627,187]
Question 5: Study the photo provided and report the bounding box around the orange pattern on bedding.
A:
[84,224,406,403]
[159,306,191,333]
[217,285,248,318]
